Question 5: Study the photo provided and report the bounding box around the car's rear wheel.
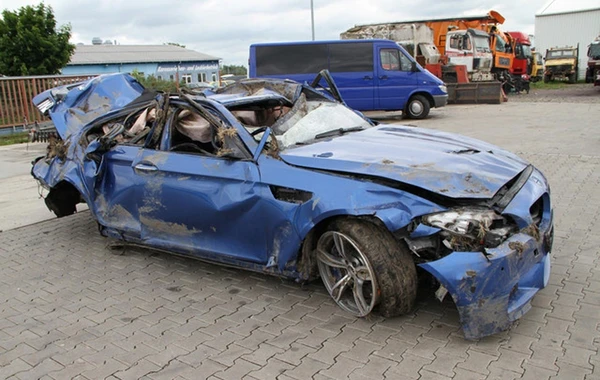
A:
[404,94,430,119]
[316,219,417,317]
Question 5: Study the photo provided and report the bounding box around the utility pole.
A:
[311,0,315,41]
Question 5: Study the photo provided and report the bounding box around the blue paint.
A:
[31,73,554,340]
[249,39,448,114]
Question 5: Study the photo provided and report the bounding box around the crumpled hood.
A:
[280,125,528,199]
[32,73,146,139]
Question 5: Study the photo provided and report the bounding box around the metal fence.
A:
[0,74,98,130]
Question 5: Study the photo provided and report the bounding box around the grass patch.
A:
[0,132,29,146]
[530,81,569,90]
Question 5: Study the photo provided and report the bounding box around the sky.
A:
[1,0,598,66]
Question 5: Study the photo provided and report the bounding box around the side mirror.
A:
[253,127,273,161]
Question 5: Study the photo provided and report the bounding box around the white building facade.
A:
[535,7,600,81]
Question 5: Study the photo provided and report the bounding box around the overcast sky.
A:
[1,0,598,66]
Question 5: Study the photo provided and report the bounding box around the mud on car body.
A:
[31,72,553,340]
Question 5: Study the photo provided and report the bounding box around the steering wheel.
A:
[169,142,212,155]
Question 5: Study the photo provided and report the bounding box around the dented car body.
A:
[31,73,553,340]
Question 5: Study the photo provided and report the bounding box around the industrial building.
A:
[535,4,600,81]
[61,44,221,84]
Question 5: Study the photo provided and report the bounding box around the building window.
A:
[212,73,217,82]
[157,75,162,80]
[197,73,202,83]
[201,73,207,82]
[182,74,192,83]
[170,75,174,81]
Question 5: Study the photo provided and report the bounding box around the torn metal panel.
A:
[419,230,552,340]
[32,73,147,139]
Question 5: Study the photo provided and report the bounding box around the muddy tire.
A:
[404,95,430,120]
[568,73,576,84]
[316,219,417,318]
[543,74,550,83]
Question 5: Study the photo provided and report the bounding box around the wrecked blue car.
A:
[31,72,553,340]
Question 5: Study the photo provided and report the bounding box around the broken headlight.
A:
[421,208,516,250]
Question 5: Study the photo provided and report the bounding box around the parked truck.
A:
[544,45,579,83]
[586,36,600,86]
[341,23,494,82]
[531,50,544,82]
[505,31,533,91]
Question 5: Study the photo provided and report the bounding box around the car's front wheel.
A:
[316,219,417,317]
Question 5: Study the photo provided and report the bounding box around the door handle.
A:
[379,75,388,80]
[363,75,373,80]
[134,163,158,172]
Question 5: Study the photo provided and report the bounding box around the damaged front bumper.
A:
[419,221,553,340]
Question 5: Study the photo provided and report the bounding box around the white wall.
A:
[535,8,600,80]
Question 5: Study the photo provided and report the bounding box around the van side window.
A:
[380,49,401,71]
[329,43,373,72]
[380,49,413,72]
[256,44,328,75]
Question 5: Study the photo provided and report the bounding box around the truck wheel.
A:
[568,73,576,84]
[405,95,430,119]
[543,75,550,83]
[316,219,417,317]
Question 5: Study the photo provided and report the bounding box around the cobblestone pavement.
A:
[1,102,599,379]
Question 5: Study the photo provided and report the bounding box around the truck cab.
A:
[531,51,544,82]
[445,29,493,80]
[544,46,579,83]
[506,31,533,76]
[586,37,600,86]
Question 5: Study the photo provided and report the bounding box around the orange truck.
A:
[342,11,535,95]
[419,10,514,78]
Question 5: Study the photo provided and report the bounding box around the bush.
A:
[131,70,182,93]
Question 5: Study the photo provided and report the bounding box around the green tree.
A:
[221,64,247,75]
[0,3,75,76]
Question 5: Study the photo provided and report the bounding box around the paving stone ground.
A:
[0,96,599,379]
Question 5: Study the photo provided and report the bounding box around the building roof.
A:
[68,45,221,65]
[537,0,600,16]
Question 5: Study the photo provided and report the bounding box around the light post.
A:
[311,0,315,40]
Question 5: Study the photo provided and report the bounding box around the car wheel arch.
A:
[45,180,83,218]
[296,214,393,281]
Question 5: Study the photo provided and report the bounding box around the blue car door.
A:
[83,143,143,238]
[132,104,295,266]
[376,46,418,110]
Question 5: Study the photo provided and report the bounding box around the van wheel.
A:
[405,95,430,119]
[316,219,417,317]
